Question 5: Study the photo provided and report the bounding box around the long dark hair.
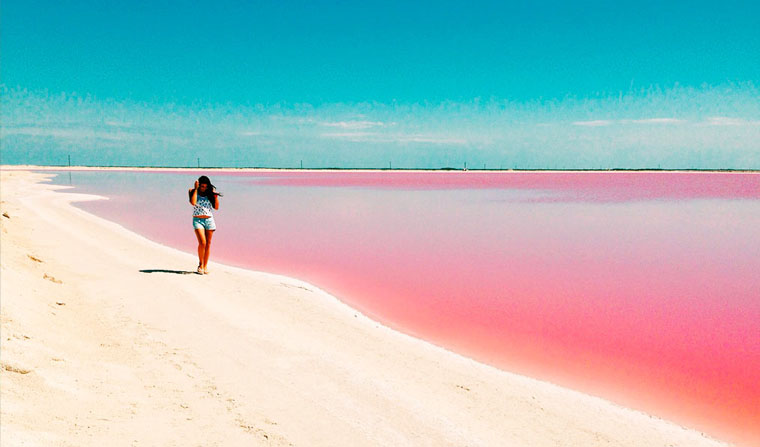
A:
[190,175,222,206]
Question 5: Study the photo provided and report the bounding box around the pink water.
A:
[53,170,760,445]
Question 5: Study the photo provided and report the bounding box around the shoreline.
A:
[0,170,733,446]
[2,164,758,174]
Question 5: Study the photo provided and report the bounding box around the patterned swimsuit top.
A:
[193,194,214,217]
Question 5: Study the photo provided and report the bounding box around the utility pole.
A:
[197,157,200,168]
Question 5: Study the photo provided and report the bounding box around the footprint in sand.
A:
[43,273,62,284]
[1,362,32,375]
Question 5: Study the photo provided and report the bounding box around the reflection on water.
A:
[51,170,760,445]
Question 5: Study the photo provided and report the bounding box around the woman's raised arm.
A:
[189,180,199,205]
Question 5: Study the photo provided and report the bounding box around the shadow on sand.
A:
[139,269,199,275]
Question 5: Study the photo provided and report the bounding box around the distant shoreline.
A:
[2,164,758,173]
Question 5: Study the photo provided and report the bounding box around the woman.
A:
[189,175,220,274]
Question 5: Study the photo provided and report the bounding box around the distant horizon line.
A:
[2,164,758,173]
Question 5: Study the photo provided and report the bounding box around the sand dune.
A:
[0,170,727,446]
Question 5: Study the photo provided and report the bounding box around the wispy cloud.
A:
[704,116,760,126]
[1,124,196,148]
[573,118,687,126]
[319,120,385,129]
[320,132,467,145]
[572,120,613,127]
[104,120,132,128]
[320,132,377,140]
[2,126,136,142]
[627,118,686,124]
[393,134,467,145]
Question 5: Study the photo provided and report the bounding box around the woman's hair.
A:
[190,175,222,206]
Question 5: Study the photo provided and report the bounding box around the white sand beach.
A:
[0,169,728,446]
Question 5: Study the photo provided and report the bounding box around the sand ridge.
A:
[0,170,728,446]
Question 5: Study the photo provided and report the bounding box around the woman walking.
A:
[189,175,220,274]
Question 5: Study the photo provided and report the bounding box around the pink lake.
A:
[51,170,760,445]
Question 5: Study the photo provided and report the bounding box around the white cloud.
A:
[628,118,686,124]
[320,132,377,139]
[705,116,756,126]
[2,126,132,141]
[1,125,193,146]
[104,120,132,127]
[572,120,613,127]
[319,131,466,145]
[392,134,467,145]
[573,118,686,126]
[320,120,385,129]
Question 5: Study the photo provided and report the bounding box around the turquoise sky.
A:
[2,1,759,168]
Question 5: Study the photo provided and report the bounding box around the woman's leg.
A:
[194,228,207,272]
[202,230,214,273]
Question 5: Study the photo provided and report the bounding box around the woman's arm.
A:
[189,181,199,205]
[213,189,220,210]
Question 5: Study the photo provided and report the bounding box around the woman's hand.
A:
[194,180,199,189]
